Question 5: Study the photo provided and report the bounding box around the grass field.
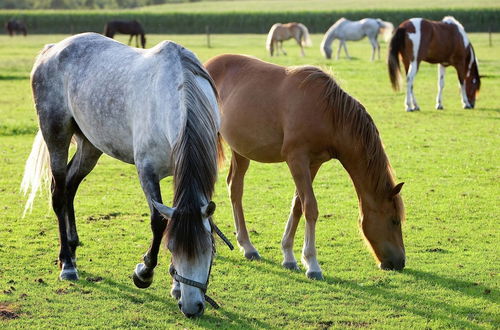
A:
[0,33,499,328]
[138,0,500,13]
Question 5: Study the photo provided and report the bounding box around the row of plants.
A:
[1,8,498,34]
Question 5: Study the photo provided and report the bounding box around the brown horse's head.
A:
[360,182,405,270]
[464,46,480,108]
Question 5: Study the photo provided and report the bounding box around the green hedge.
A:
[1,8,498,34]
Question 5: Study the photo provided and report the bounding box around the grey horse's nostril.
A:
[197,302,204,314]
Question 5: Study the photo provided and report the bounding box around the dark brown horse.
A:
[5,19,27,36]
[388,16,480,111]
[205,54,405,280]
[104,20,146,48]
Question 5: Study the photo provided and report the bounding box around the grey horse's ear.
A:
[201,201,216,218]
[152,200,175,219]
[391,182,404,197]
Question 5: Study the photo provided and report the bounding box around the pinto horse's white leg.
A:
[227,151,260,260]
[460,82,472,108]
[405,61,420,111]
[281,165,320,271]
[286,155,322,280]
[436,64,446,109]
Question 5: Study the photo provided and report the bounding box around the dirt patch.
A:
[0,303,19,320]
[86,212,122,222]
[86,276,103,283]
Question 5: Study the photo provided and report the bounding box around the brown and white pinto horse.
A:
[205,54,406,280]
[388,16,480,111]
[266,22,312,56]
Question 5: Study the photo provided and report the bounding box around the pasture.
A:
[0,32,499,328]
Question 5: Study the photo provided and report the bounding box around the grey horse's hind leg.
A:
[64,134,102,267]
[39,117,77,280]
[133,164,165,289]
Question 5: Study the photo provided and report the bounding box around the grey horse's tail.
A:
[21,130,51,216]
[388,27,406,91]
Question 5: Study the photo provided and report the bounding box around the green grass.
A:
[0,33,499,328]
[138,0,500,13]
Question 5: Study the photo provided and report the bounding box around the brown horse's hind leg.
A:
[281,165,320,271]
[286,155,323,280]
[227,151,260,260]
[128,35,133,46]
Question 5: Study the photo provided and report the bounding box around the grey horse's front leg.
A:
[132,165,166,289]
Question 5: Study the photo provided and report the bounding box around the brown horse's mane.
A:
[288,66,397,198]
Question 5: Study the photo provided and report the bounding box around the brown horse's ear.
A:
[391,182,404,197]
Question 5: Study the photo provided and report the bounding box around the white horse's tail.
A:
[377,19,394,42]
[297,23,312,47]
[266,23,280,52]
[21,130,52,216]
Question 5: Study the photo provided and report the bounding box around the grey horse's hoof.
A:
[244,251,261,260]
[282,261,300,271]
[436,105,443,110]
[59,268,79,281]
[306,271,324,280]
[132,263,153,289]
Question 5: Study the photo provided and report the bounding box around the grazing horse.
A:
[104,20,146,48]
[21,33,226,318]
[205,54,406,280]
[388,16,480,111]
[321,18,393,61]
[266,22,312,56]
[5,19,27,36]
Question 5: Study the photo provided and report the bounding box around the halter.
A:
[167,217,234,309]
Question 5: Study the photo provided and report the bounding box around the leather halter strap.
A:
[167,217,233,309]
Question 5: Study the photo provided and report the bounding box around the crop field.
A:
[138,0,499,13]
[0,32,499,328]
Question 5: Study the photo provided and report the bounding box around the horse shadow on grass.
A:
[75,269,270,328]
[233,257,496,327]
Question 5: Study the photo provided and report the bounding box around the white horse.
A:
[320,18,394,61]
[22,33,229,318]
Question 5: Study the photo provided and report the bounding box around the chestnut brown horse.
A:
[266,22,312,56]
[205,54,405,280]
[388,16,480,111]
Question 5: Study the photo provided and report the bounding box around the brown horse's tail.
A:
[216,132,226,170]
[388,27,406,91]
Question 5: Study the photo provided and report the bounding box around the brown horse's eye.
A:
[392,219,400,226]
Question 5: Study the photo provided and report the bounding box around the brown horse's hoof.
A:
[244,251,261,260]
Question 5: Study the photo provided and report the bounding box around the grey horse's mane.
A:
[166,48,220,259]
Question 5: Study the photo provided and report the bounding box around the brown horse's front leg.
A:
[227,151,260,260]
[286,155,323,280]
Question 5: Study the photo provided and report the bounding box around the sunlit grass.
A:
[0,33,498,328]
